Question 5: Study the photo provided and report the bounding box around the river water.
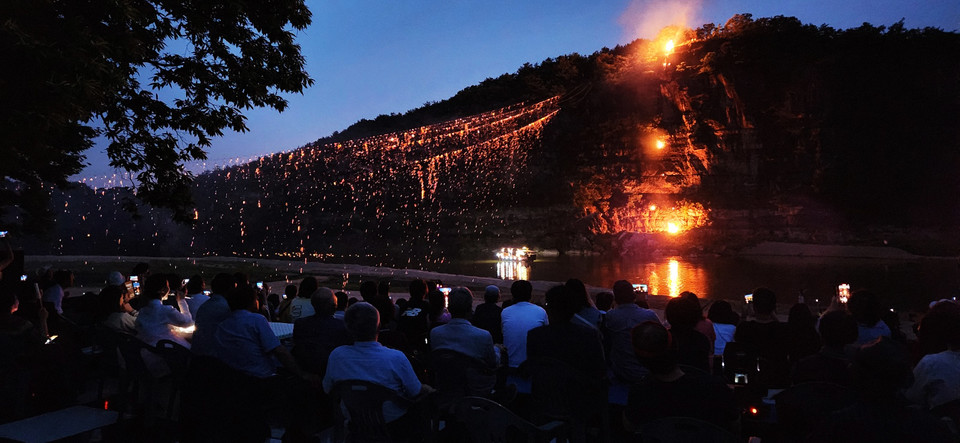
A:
[439,254,960,312]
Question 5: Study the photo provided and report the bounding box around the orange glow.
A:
[664,40,675,55]
[649,204,657,211]
[656,138,666,150]
[667,222,680,234]
[668,259,680,298]
[750,407,759,415]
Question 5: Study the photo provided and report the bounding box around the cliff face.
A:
[32,17,960,260]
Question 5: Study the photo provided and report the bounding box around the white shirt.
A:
[135,298,194,348]
[501,301,548,368]
[288,297,315,323]
[186,292,210,319]
[906,349,960,409]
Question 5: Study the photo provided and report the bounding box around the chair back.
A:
[774,381,856,441]
[452,396,567,443]
[721,341,759,385]
[431,349,496,405]
[332,380,409,442]
[524,356,606,421]
[636,416,739,443]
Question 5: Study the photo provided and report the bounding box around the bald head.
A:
[344,302,379,341]
[311,287,337,316]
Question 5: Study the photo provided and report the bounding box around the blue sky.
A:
[76,0,960,179]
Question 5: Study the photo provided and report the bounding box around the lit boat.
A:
[495,246,537,263]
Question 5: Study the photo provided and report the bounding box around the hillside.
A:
[29,15,960,263]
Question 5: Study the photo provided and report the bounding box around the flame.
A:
[656,138,666,150]
[664,40,675,56]
[667,222,680,234]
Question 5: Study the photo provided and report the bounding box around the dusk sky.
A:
[76,0,960,180]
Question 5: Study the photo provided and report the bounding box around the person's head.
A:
[510,280,533,303]
[372,295,395,325]
[347,297,358,307]
[299,277,318,299]
[664,297,701,331]
[1,291,18,315]
[613,280,635,306]
[107,271,125,287]
[186,275,205,294]
[311,287,337,316]
[53,269,74,288]
[788,303,816,329]
[918,300,960,351]
[752,287,777,315]
[428,291,446,316]
[448,287,474,319]
[378,280,390,298]
[408,279,428,301]
[233,272,250,288]
[210,273,236,296]
[565,279,591,309]
[631,321,678,375]
[359,281,378,301]
[284,284,298,300]
[226,285,258,312]
[679,291,701,308]
[267,293,280,310]
[847,289,882,326]
[544,284,578,324]
[483,285,500,304]
[143,274,170,300]
[595,291,614,311]
[707,300,740,325]
[165,274,184,293]
[852,337,913,398]
[818,310,858,348]
[344,302,379,341]
[335,291,348,311]
[132,262,150,279]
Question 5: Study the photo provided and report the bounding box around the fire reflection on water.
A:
[497,260,529,281]
[640,258,703,298]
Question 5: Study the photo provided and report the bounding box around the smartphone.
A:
[744,293,753,303]
[182,278,190,287]
[202,290,211,296]
[438,287,452,295]
[45,335,58,345]
[837,284,850,304]
[0,231,7,238]
[632,284,648,293]
[20,274,27,282]
[256,281,264,290]
[132,281,140,296]
[130,276,139,283]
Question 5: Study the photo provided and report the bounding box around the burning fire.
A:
[656,138,666,150]
[666,222,680,234]
[664,40,675,56]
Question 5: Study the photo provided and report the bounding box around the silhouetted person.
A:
[906,300,960,411]
[501,280,547,369]
[625,321,738,432]
[567,278,602,330]
[792,309,858,386]
[785,303,821,366]
[472,285,503,343]
[664,297,711,372]
[848,290,891,345]
[734,287,789,387]
[604,280,660,383]
[810,338,953,442]
[708,300,739,356]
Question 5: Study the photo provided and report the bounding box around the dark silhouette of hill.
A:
[27,15,960,261]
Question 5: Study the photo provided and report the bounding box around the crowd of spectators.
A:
[3,261,960,442]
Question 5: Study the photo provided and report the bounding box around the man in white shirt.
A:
[501,280,547,369]
[184,275,208,318]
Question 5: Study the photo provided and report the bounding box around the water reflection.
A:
[496,260,529,281]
